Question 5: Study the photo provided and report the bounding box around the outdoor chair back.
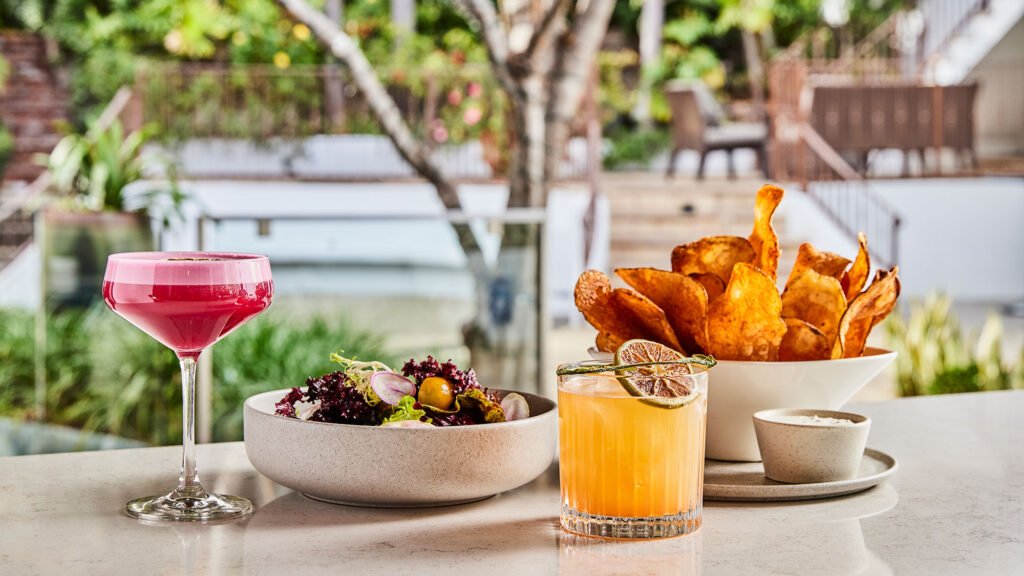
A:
[666,86,706,151]
[808,83,979,172]
[665,82,769,179]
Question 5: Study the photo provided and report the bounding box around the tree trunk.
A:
[742,29,766,119]
[635,0,664,126]
[543,0,617,190]
[277,0,480,258]
[507,74,548,208]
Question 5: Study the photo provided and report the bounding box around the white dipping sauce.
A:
[773,414,856,426]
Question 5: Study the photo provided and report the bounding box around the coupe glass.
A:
[558,360,710,539]
[103,252,273,521]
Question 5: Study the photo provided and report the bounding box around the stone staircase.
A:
[599,173,801,287]
[0,31,69,184]
[918,0,1024,85]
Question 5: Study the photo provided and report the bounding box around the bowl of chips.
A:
[575,185,900,461]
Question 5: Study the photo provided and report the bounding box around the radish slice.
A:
[380,420,434,428]
[371,372,416,406]
[500,393,529,421]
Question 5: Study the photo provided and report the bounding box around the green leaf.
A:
[381,395,430,425]
[663,14,712,47]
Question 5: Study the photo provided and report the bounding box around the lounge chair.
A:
[665,81,769,179]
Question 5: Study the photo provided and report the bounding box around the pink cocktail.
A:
[103,252,273,521]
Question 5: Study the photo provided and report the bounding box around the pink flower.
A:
[448,90,463,106]
[467,82,482,98]
[433,126,449,143]
[463,107,482,126]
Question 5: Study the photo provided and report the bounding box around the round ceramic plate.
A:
[704,448,898,502]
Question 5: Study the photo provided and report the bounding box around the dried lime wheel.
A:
[614,339,706,409]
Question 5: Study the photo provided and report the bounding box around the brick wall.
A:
[0,31,70,183]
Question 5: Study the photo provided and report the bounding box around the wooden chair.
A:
[665,82,769,179]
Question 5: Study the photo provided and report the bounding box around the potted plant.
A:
[41,117,183,308]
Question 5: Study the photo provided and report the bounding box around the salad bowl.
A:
[244,388,557,507]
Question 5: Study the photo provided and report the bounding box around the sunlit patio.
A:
[1,0,1023,573]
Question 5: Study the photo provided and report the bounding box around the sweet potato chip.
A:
[596,332,625,353]
[748,184,785,281]
[689,272,725,302]
[671,236,755,286]
[616,267,709,354]
[841,232,871,302]
[779,318,831,361]
[574,270,683,352]
[786,243,852,288]
[781,269,847,345]
[832,266,901,359]
[705,263,787,361]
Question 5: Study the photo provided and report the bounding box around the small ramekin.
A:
[753,408,870,484]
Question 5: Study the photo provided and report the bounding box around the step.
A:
[0,98,69,112]
[599,173,770,195]
[610,216,768,244]
[608,243,803,289]
[9,134,63,149]
[1,164,45,182]
[608,193,758,221]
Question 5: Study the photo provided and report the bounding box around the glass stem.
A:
[175,355,206,499]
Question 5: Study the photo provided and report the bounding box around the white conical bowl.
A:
[706,347,896,461]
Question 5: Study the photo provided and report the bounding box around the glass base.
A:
[560,505,702,540]
[126,491,253,522]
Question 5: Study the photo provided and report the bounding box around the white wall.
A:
[776,178,1023,304]
[969,17,1024,157]
[865,178,1024,303]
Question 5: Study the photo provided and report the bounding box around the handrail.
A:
[827,12,900,74]
[797,122,862,182]
[797,122,902,268]
[918,0,990,75]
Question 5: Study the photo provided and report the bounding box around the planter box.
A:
[41,210,153,308]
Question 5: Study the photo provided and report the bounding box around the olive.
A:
[418,377,454,410]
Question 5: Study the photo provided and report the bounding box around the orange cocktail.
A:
[558,363,708,539]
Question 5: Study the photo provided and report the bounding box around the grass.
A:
[0,304,395,445]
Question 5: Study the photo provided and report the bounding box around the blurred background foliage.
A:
[885,294,1024,397]
[0,305,396,445]
[0,0,906,153]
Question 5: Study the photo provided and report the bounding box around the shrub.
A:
[0,304,395,445]
[884,294,1021,397]
[603,127,671,170]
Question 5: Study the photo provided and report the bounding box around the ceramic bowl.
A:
[753,408,871,483]
[706,348,893,461]
[588,346,895,461]
[244,388,557,507]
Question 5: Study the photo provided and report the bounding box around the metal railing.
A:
[766,62,904,269]
[130,62,604,182]
[798,123,902,269]
[918,0,991,74]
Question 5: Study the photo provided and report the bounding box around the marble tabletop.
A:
[2,391,1022,575]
